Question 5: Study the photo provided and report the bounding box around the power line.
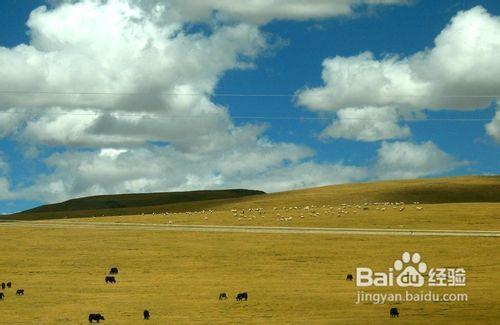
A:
[0,110,492,122]
[0,90,495,122]
[0,89,499,98]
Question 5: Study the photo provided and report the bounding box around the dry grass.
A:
[71,202,500,231]
[2,176,499,323]
[0,226,498,324]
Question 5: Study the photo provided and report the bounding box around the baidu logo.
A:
[355,251,467,304]
[394,252,427,287]
[356,251,427,287]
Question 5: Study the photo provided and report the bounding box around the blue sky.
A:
[0,0,499,213]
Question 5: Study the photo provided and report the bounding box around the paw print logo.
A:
[394,252,427,287]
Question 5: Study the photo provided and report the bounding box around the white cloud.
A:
[297,6,500,141]
[133,0,408,24]
[298,6,500,111]
[0,0,268,151]
[321,106,411,141]
[12,143,366,202]
[234,161,369,193]
[10,140,463,202]
[297,51,429,112]
[374,141,459,180]
[1,1,265,111]
[485,109,500,143]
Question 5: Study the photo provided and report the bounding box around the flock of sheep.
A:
[127,201,425,225]
[132,201,425,224]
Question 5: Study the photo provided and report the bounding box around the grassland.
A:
[1,176,499,323]
[69,202,500,231]
[0,227,498,324]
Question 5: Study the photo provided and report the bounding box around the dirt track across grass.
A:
[1,219,499,237]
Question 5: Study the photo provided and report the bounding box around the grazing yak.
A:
[89,313,105,323]
[390,307,399,318]
[1,283,5,289]
[109,267,119,275]
[143,310,150,320]
[105,276,116,284]
[16,289,24,296]
[219,293,228,300]
[236,292,248,301]
[6,282,11,288]
[0,292,4,300]
[346,274,353,281]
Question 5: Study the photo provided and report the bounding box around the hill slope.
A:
[235,175,500,208]
[8,175,500,220]
[11,189,265,220]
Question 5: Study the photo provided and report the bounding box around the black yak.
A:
[390,307,399,318]
[236,292,248,301]
[89,314,105,323]
[105,276,116,284]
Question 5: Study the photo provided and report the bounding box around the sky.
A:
[0,0,499,213]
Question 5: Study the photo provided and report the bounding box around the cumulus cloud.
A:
[298,6,500,111]
[12,140,462,202]
[1,0,267,150]
[297,51,428,112]
[0,2,277,161]
[321,106,411,141]
[485,109,500,143]
[132,0,408,24]
[12,144,368,202]
[374,141,459,180]
[1,2,265,111]
[297,6,500,140]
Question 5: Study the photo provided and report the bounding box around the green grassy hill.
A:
[7,175,500,220]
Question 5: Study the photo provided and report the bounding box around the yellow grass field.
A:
[71,202,500,231]
[0,226,498,324]
[1,177,499,324]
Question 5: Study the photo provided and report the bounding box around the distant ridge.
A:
[12,189,265,220]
